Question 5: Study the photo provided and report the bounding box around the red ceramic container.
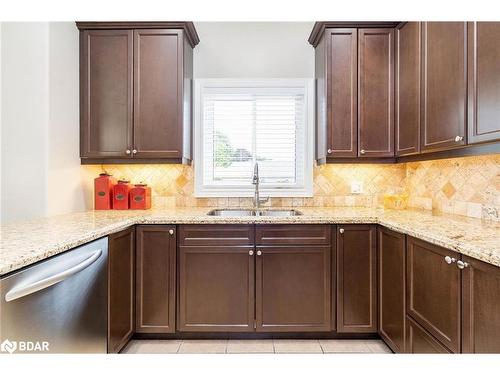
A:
[94,173,116,210]
[113,180,132,210]
[129,183,152,210]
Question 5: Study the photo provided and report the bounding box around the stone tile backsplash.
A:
[87,153,500,221]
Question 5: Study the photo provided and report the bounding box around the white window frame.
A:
[194,78,314,198]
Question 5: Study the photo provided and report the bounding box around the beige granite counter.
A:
[1,207,499,275]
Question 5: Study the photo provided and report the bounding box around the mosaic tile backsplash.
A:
[86,153,500,221]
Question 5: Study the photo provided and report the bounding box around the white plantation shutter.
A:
[195,80,313,197]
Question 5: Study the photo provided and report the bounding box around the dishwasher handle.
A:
[5,249,103,302]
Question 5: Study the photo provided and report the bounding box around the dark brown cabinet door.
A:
[135,225,176,333]
[468,22,500,144]
[462,256,500,353]
[80,30,133,159]
[133,30,183,158]
[358,29,394,158]
[378,227,406,353]
[326,28,358,158]
[336,225,377,332]
[178,225,255,332]
[108,227,135,353]
[406,317,451,353]
[255,245,331,332]
[421,22,467,152]
[406,237,461,353]
[395,22,421,156]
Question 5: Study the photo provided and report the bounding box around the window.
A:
[194,79,313,197]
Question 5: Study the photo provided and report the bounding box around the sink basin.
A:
[206,209,302,217]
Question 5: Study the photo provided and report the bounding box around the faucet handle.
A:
[259,196,270,204]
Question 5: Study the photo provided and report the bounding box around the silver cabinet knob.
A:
[444,256,456,264]
[360,149,366,155]
[454,135,464,142]
[327,148,332,154]
[248,250,254,256]
[339,228,345,234]
[132,149,138,154]
[125,149,131,154]
[168,229,174,235]
[457,260,469,269]
[257,250,262,256]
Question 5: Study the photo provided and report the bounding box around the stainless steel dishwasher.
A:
[0,237,108,354]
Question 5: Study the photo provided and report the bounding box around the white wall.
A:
[47,22,95,217]
[1,22,49,223]
[1,22,96,224]
[194,22,314,78]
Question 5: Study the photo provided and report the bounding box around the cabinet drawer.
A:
[256,225,331,245]
[178,225,254,246]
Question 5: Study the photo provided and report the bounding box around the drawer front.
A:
[256,224,332,246]
[178,225,254,246]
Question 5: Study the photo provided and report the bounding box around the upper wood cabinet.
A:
[311,24,395,162]
[336,225,377,333]
[108,227,135,353]
[467,22,500,144]
[395,22,421,156]
[421,22,467,153]
[358,28,395,158]
[135,225,176,333]
[406,237,461,353]
[77,22,199,164]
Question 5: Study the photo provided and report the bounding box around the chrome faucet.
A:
[252,162,269,211]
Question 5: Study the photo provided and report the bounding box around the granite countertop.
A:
[1,207,499,276]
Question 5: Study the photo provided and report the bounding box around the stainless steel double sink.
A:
[207,209,302,217]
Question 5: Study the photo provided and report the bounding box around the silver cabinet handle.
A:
[360,149,366,155]
[249,250,254,256]
[454,135,464,142]
[5,250,102,302]
[339,228,345,234]
[132,149,138,154]
[444,256,456,264]
[457,260,469,269]
[125,149,131,154]
[327,148,332,154]
[257,250,262,256]
[168,229,174,235]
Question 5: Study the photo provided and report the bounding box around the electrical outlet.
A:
[351,181,363,194]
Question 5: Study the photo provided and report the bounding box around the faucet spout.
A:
[252,162,269,211]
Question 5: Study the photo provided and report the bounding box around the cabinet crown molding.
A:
[75,21,200,47]
[308,21,400,47]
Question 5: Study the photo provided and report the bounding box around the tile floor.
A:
[122,339,392,354]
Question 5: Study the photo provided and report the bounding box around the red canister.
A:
[113,180,132,210]
[130,183,152,210]
[94,173,116,210]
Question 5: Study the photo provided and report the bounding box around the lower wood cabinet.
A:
[178,225,255,332]
[135,225,176,333]
[406,237,461,353]
[336,225,377,333]
[462,255,500,353]
[255,225,332,332]
[378,227,406,353]
[406,317,451,353]
[108,227,135,353]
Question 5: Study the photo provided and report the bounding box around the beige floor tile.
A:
[273,339,322,354]
[366,340,393,353]
[177,339,228,354]
[121,340,182,354]
[226,340,274,354]
[319,339,371,353]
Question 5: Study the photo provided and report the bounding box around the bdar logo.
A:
[1,339,17,354]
